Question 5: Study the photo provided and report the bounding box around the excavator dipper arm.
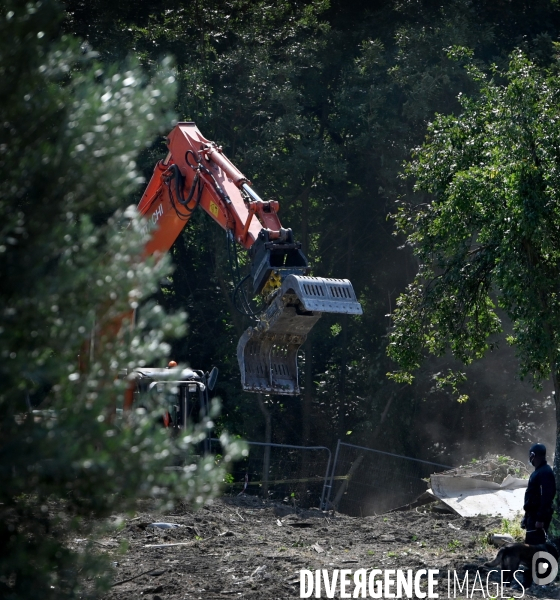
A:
[137,122,362,395]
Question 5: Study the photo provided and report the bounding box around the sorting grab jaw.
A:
[237,275,362,395]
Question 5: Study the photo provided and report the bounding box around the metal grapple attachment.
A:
[237,275,362,395]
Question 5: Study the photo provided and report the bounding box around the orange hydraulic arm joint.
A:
[137,122,362,395]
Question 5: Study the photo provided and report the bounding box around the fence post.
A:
[319,450,332,510]
[257,393,271,499]
[323,439,341,510]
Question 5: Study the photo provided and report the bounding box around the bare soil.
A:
[95,495,560,600]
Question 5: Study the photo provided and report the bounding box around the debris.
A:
[441,454,529,483]
[149,522,182,529]
[184,525,202,536]
[391,454,528,518]
[143,585,164,594]
[430,503,455,515]
[448,523,461,530]
[111,568,159,587]
[144,542,191,548]
[276,519,283,526]
[218,530,235,537]
[428,473,526,518]
[93,539,118,548]
[311,543,324,553]
[235,509,245,522]
[488,533,515,547]
[388,492,435,513]
[250,565,267,578]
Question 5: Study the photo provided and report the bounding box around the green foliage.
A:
[0,2,243,598]
[389,51,560,396]
[447,539,461,551]
[60,0,560,461]
[485,517,525,545]
[499,517,524,541]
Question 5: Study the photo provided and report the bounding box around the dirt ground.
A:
[90,494,560,600]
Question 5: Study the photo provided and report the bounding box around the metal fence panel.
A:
[210,439,331,508]
[324,441,452,516]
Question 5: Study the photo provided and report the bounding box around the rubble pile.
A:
[438,453,529,482]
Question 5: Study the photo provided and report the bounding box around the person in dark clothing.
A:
[522,443,556,545]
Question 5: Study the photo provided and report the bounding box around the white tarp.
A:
[428,474,527,519]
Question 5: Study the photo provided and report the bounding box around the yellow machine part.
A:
[260,270,282,297]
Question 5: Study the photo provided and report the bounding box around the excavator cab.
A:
[126,365,218,451]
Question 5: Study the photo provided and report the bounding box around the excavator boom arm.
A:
[138,122,282,256]
[137,122,362,395]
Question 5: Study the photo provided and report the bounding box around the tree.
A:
[388,49,560,530]
[61,0,560,459]
[0,2,242,598]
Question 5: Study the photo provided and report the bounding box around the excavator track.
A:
[237,275,362,395]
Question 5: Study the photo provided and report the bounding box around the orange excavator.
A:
[136,122,362,397]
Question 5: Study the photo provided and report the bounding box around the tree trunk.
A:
[298,182,313,501]
[256,393,272,500]
[299,182,313,447]
[338,226,353,439]
[302,337,313,445]
[338,313,348,439]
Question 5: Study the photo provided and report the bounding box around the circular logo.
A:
[532,551,558,586]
